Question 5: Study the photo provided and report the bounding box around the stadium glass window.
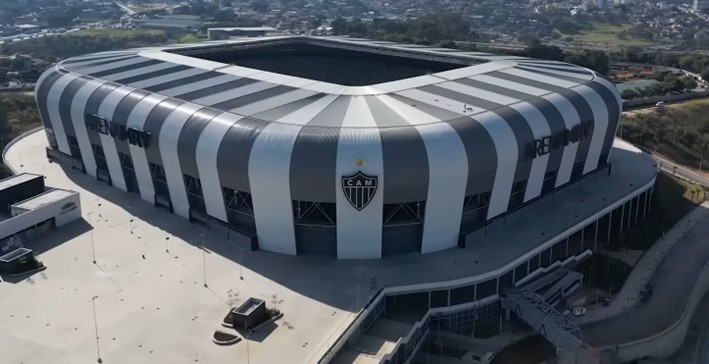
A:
[222,187,253,216]
[293,200,336,226]
[67,135,82,158]
[430,290,449,308]
[541,247,552,268]
[567,230,583,257]
[570,161,585,181]
[529,254,540,273]
[183,175,203,197]
[383,201,425,226]
[149,162,170,197]
[551,239,566,262]
[460,192,490,231]
[508,180,527,211]
[541,171,556,194]
[91,143,108,170]
[450,285,475,306]
[476,279,497,299]
[118,152,134,170]
[514,262,528,284]
[498,271,513,292]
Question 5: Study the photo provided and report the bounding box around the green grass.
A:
[559,22,656,47]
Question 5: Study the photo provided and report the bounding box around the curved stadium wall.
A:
[35,36,622,259]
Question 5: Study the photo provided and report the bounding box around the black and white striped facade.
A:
[35,36,622,259]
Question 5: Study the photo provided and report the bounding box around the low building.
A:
[0,173,81,252]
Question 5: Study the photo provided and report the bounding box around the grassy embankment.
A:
[559,22,656,47]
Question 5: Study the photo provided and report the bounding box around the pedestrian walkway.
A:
[575,200,709,325]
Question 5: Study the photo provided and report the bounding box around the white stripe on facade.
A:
[499,68,582,88]
[542,93,581,187]
[509,102,551,202]
[377,94,468,253]
[73,57,149,75]
[158,75,237,97]
[128,68,206,89]
[468,74,550,97]
[436,81,520,106]
[249,95,338,255]
[45,74,74,155]
[395,88,486,114]
[574,85,609,174]
[125,93,167,203]
[336,97,383,259]
[191,82,277,106]
[96,86,134,192]
[70,79,103,178]
[474,111,519,219]
[159,102,203,219]
[196,112,243,222]
[100,62,179,82]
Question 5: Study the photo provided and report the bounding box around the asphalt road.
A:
[581,207,709,346]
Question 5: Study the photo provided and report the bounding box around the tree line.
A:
[0,95,43,178]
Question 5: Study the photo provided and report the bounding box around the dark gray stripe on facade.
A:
[111,89,152,156]
[489,71,595,167]
[177,108,222,178]
[62,53,134,65]
[455,78,538,102]
[421,84,536,189]
[518,63,592,75]
[65,56,140,72]
[289,96,351,202]
[213,85,294,111]
[142,98,186,166]
[525,97,567,175]
[422,85,502,111]
[388,93,498,197]
[143,71,223,93]
[35,70,64,137]
[516,66,589,83]
[114,65,191,85]
[216,95,325,194]
[87,59,163,78]
[57,76,93,150]
[364,96,429,203]
[172,78,251,102]
[84,82,120,147]
[586,81,620,165]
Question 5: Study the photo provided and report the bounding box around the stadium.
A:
[35,36,621,260]
[20,36,662,362]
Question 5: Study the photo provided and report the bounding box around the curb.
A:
[2,126,44,175]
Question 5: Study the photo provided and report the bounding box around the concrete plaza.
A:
[0,130,657,364]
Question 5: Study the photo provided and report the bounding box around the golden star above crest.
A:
[355,159,364,167]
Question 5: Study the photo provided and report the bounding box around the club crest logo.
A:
[342,171,378,211]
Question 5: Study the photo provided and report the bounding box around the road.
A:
[581,202,709,346]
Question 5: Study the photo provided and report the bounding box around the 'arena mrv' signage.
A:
[526,120,592,160]
[85,114,152,148]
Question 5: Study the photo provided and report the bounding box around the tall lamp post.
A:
[200,233,207,288]
[90,230,96,264]
[239,248,244,280]
[90,295,102,363]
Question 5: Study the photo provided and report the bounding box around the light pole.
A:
[201,233,207,288]
[165,232,170,253]
[97,202,102,220]
[246,330,252,364]
[129,213,135,235]
[90,295,102,363]
[239,248,244,280]
[90,230,96,264]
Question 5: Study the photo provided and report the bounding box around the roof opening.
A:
[169,39,475,86]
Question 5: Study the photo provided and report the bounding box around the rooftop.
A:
[12,188,77,212]
[0,172,41,192]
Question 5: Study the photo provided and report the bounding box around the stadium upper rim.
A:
[53,35,606,129]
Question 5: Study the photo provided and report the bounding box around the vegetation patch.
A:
[0,94,42,178]
[621,99,709,168]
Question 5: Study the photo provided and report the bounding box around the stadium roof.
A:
[57,36,607,129]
